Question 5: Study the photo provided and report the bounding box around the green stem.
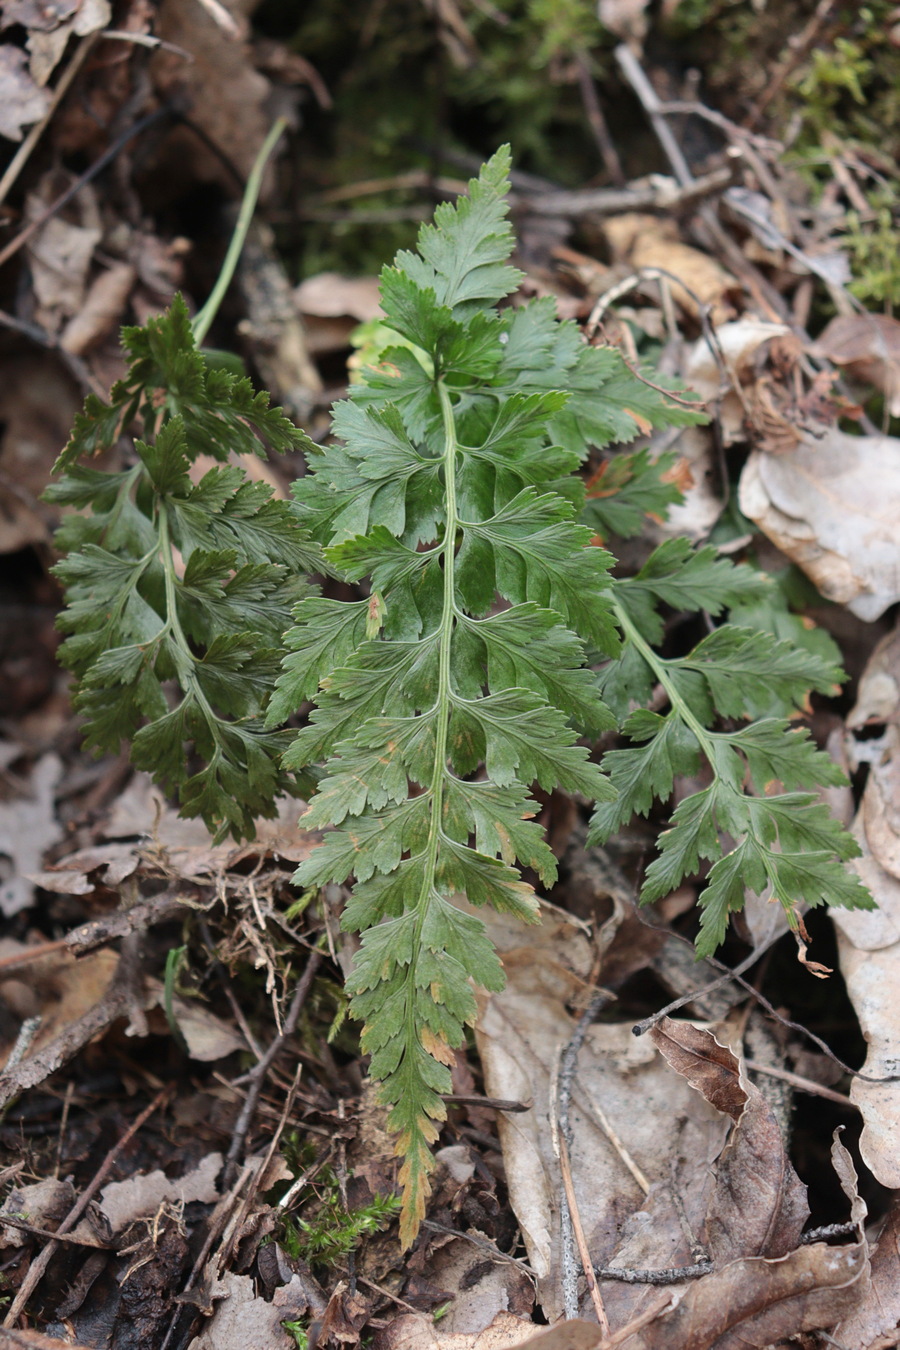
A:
[191,118,287,347]
[612,593,715,754]
[402,379,460,1053]
[156,504,218,726]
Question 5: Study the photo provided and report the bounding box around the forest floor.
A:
[1,2,900,1348]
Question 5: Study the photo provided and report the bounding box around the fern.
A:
[589,538,872,956]
[46,296,322,842]
[264,146,873,1245]
[51,144,873,1249]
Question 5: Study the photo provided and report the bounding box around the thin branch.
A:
[222,950,322,1185]
[594,1260,713,1285]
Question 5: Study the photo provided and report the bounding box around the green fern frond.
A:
[47,297,321,842]
[273,148,711,1244]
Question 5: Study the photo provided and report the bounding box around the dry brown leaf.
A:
[152,0,271,191]
[26,202,102,331]
[25,0,110,85]
[0,1176,75,1247]
[0,44,51,139]
[647,1019,809,1261]
[812,313,900,417]
[602,214,737,324]
[473,905,729,1322]
[0,941,119,1066]
[408,1239,533,1337]
[98,773,318,880]
[295,272,383,322]
[833,1195,900,1350]
[0,355,80,552]
[59,260,137,355]
[99,1152,222,1232]
[685,318,791,445]
[373,1312,538,1350]
[186,1270,312,1350]
[739,426,900,620]
[0,753,64,916]
[31,841,142,892]
[608,1132,867,1350]
[142,978,247,1062]
[835,623,900,1190]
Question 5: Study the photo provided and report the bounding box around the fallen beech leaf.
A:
[739,427,900,620]
[485,1324,605,1350]
[0,943,119,1067]
[142,979,247,1062]
[686,318,791,446]
[812,312,900,417]
[0,1177,75,1247]
[59,261,137,355]
[26,195,102,329]
[614,1244,868,1350]
[96,773,318,880]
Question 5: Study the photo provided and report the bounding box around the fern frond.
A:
[274,148,708,1244]
[47,298,321,841]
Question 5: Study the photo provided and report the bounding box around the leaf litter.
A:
[1,0,900,1346]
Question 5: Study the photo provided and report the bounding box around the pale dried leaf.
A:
[474,906,729,1322]
[142,978,247,1062]
[0,754,63,916]
[294,272,383,321]
[0,1,79,28]
[186,1270,310,1350]
[373,1311,538,1350]
[100,773,317,876]
[0,1177,75,1247]
[812,313,900,418]
[99,1152,222,1232]
[59,261,137,354]
[836,623,900,1189]
[834,1195,900,1350]
[614,1242,868,1350]
[0,944,119,1068]
[739,428,900,621]
[685,318,791,445]
[602,214,736,323]
[0,45,51,139]
[27,211,101,326]
[412,1240,533,1337]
